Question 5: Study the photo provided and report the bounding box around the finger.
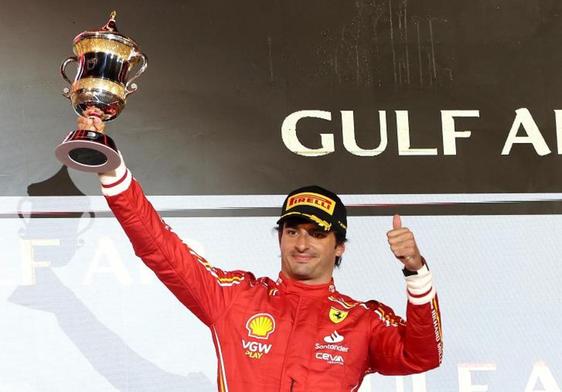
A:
[83,107,100,118]
[389,237,417,251]
[77,117,91,128]
[390,245,417,257]
[393,214,402,230]
[387,228,411,239]
[387,229,414,241]
[92,117,104,131]
[77,116,97,131]
[388,237,415,249]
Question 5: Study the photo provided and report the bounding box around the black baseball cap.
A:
[277,185,347,237]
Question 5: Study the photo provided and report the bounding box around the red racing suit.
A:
[100,162,443,392]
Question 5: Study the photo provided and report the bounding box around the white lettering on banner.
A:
[282,110,441,157]
[441,110,480,155]
[341,110,387,156]
[282,107,562,157]
[396,110,438,156]
[555,110,562,154]
[20,239,59,286]
[395,374,427,392]
[83,236,131,286]
[502,108,551,156]
[281,110,334,156]
[458,363,496,392]
[524,361,560,392]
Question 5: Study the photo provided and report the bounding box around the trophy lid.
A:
[73,11,140,51]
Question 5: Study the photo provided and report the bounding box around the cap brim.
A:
[276,211,332,231]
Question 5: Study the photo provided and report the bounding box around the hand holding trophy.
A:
[55,11,147,172]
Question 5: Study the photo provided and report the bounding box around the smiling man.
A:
[277,186,347,285]
[82,117,443,391]
[279,219,343,283]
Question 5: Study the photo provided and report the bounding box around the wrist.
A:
[98,152,132,196]
[402,257,427,276]
[404,262,435,305]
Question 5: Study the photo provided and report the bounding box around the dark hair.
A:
[275,217,348,267]
[333,231,347,268]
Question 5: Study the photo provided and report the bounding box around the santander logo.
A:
[324,331,344,344]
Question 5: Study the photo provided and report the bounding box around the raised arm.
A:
[367,215,443,374]
[79,116,250,326]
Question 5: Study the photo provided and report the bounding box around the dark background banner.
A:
[1,0,562,196]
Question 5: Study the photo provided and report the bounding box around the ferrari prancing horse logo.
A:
[329,307,349,324]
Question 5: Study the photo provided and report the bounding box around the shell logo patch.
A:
[246,313,276,339]
[329,307,349,324]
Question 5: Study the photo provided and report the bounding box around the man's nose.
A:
[295,232,310,251]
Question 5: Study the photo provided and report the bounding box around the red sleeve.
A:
[368,265,443,375]
[99,164,250,326]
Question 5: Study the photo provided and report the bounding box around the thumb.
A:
[392,214,402,230]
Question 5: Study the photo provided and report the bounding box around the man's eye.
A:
[311,231,327,239]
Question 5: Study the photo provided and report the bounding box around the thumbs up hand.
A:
[387,214,423,271]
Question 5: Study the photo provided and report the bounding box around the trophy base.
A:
[55,130,121,173]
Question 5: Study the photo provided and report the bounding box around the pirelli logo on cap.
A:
[287,192,336,215]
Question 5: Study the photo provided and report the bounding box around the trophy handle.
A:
[125,52,148,97]
[61,56,78,98]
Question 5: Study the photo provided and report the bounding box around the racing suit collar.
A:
[277,272,336,297]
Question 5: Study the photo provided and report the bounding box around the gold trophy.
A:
[56,11,148,172]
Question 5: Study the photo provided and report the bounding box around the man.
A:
[80,117,442,391]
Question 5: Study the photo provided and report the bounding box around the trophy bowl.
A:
[55,11,147,172]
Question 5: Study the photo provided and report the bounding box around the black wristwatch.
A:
[402,257,427,277]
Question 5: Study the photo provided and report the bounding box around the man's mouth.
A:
[292,253,315,263]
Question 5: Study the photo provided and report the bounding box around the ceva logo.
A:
[315,352,344,365]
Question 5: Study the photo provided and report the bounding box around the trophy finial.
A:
[101,10,119,32]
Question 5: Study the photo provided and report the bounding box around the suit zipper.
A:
[280,296,302,391]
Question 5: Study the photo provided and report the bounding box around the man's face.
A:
[279,221,345,285]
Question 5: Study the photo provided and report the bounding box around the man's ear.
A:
[335,242,345,257]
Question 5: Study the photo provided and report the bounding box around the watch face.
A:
[402,268,418,277]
